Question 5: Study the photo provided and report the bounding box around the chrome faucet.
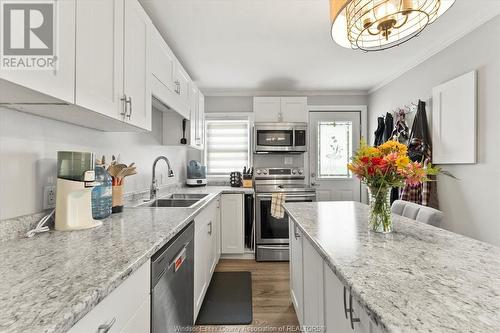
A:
[150,156,175,199]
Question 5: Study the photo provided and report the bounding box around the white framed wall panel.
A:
[432,71,477,164]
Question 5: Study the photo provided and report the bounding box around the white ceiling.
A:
[140,0,500,94]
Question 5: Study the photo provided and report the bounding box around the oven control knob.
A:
[256,169,262,175]
[263,169,268,175]
[292,169,298,175]
[298,169,304,175]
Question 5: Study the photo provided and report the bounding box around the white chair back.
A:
[391,200,443,226]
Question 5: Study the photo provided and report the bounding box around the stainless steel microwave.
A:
[254,123,307,153]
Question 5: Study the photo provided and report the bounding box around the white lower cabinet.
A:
[289,221,304,325]
[289,218,381,333]
[324,266,376,333]
[68,260,150,333]
[220,194,244,254]
[194,198,221,321]
[324,266,353,333]
[303,238,324,328]
[121,296,151,333]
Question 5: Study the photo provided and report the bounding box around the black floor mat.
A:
[196,271,253,325]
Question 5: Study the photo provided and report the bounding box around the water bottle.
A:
[92,165,112,219]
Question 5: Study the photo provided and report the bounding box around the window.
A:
[204,119,251,177]
[317,120,353,178]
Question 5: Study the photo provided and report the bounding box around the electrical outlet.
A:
[43,186,56,209]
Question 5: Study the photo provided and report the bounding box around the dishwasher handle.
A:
[169,243,189,272]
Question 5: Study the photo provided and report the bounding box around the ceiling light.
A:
[330,0,455,51]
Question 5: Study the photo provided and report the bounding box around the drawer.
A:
[68,260,150,333]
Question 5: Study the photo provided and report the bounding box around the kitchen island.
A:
[0,186,252,333]
[284,201,500,333]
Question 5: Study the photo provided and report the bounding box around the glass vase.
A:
[367,186,393,233]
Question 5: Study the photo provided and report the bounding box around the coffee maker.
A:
[186,160,207,186]
[55,151,102,231]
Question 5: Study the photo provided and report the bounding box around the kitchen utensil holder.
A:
[242,174,253,188]
[230,172,242,187]
[112,185,124,213]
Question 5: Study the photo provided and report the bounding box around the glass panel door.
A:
[317,121,353,179]
[309,111,361,202]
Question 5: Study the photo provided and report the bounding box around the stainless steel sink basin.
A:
[141,198,200,208]
[166,193,208,200]
[133,193,209,208]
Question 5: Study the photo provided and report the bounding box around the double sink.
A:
[137,193,209,208]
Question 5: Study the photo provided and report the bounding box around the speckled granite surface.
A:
[0,186,252,333]
[284,201,500,333]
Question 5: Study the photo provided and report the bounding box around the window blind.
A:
[205,120,250,177]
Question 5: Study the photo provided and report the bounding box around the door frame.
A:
[306,105,368,203]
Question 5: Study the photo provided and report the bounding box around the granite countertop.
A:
[0,186,252,333]
[283,201,500,333]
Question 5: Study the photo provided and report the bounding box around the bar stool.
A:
[391,200,443,226]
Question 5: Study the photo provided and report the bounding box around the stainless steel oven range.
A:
[254,168,316,261]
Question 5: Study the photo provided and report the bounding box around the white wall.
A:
[368,15,500,247]
[0,107,188,220]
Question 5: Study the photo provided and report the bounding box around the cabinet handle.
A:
[293,223,300,239]
[348,289,361,330]
[208,221,212,235]
[343,287,349,319]
[120,94,128,118]
[174,81,180,94]
[98,317,116,333]
[126,97,132,119]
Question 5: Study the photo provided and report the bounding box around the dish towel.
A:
[271,192,286,219]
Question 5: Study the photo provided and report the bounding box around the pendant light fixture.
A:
[330,0,455,51]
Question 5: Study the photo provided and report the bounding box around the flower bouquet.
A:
[347,140,438,233]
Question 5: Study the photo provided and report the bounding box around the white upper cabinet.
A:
[254,97,307,122]
[75,0,124,121]
[188,85,205,150]
[150,28,176,95]
[174,62,191,108]
[281,97,308,122]
[189,84,199,146]
[253,97,281,122]
[0,0,76,104]
[0,0,205,133]
[150,24,192,119]
[197,92,205,149]
[123,0,152,131]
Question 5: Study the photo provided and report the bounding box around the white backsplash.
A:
[0,107,189,220]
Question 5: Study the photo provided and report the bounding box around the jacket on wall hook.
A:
[400,100,439,209]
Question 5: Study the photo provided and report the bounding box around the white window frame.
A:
[203,112,254,179]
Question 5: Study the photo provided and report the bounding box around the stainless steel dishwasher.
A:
[151,222,194,333]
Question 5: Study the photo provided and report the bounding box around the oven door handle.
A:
[256,193,316,198]
[258,245,290,250]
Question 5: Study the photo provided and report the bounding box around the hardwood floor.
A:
[195,259,300,332]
